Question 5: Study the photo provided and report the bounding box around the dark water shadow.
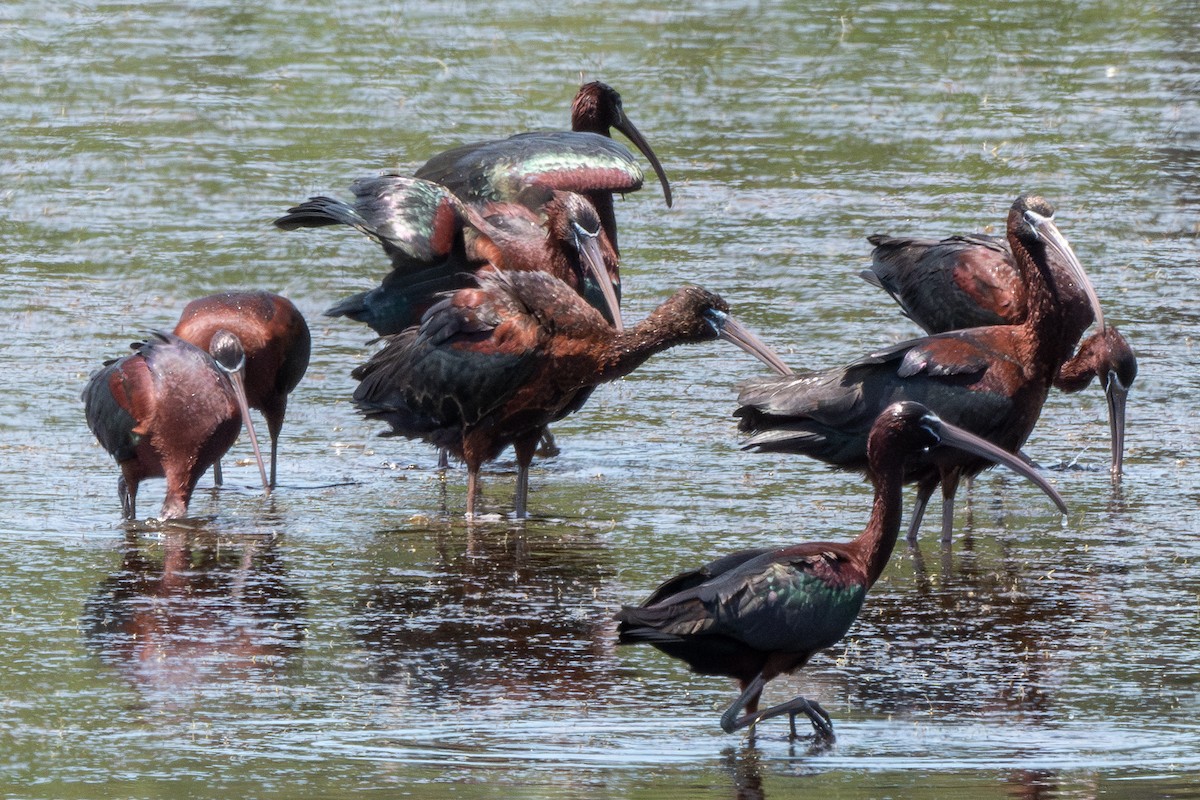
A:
[724,744,766,800]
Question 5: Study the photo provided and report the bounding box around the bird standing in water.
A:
[351,269,791,519]
[83,330,268,520]
[863,231,1135,476]
[278,81,670,337]
[173,291,310,488]
[736,195,1103,541]
[617,401,1068,740]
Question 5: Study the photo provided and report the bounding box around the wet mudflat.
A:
[2,0,1198,797]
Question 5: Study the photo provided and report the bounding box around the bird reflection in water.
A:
[723,745,766,800]
[1006,769,1063,800]
[841,533,1104,725]
[351,520,618,707]
[82,527,305,708]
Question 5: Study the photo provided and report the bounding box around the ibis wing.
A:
[277,175,471,274]
[351,277,545,438]
[735,330,1015,466]
[417,131,645,202]
[618,548,867,654]
[865,232,1018,332]
[82,361,141,462]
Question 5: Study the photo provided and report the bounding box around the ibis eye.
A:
[701,307,728,335]
[572,220,598,240]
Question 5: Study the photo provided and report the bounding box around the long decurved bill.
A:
[1106,371,1130,479]
[705,311,794,377]
[575,226,624,332]
[209,330,270,496]
[224,362,271,497]
[1025,209,1105,332]
[934,418,1068,516]
[613,108,673,208]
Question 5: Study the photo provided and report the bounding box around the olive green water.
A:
[2,1,1198,797]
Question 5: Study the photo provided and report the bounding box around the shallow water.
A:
[2,0,1199,796]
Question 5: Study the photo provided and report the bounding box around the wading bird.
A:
[617,401,1068,740]
[174,291,311,488]
[736,195,1103,541]
[416,80,672,254]
[83,331,268,520]
[863,232,1135,476]
[352,270,791,518]
[276,177,622,335]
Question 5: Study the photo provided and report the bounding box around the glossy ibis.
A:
[617,401,1068,740]
[570,81,672,207]
[173,291,311,488]
[565,80,672,251]
[864,231,1136,476]
[351,269,791,518]
[736,194,1103,541]
[416,80,672,254]
[276,176,622,335]
[83,331,268,520]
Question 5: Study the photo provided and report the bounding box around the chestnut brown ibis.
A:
[173,291,311,488]
[864,231,1136,476]
[570,81,672,206]
[416,80,671,254]
[83,331,268,520]
[617,401,1068,740]
[351,269,791,519]
[735,195,1102,541]
[275,176,622,335]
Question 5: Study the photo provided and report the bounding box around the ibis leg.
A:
[939,471,962,543]
[513,436,538,520]
[719,673,834,740]
[466,468,479,519]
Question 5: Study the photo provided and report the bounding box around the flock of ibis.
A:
[82,82,1134,743]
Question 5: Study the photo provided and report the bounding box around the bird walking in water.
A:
[351,269,792,519]
[173,291,311,488]
[736,195,1104,541]
[863,231,1135,477]
[83,330,268,520]
[617,401,1068,741]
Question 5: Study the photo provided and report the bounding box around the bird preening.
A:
[80,79,1132,746]
[736,194,1109,542]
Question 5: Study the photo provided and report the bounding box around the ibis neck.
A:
[586,191,619,255]
[858,454,906,588]
[1012,236,1085,378]
[1053,330,1104,393]
[596,311,699,382]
